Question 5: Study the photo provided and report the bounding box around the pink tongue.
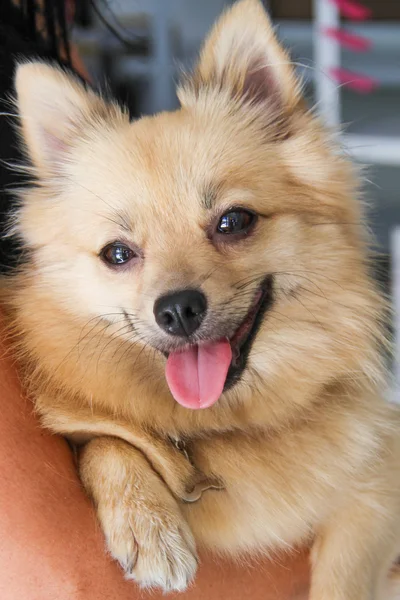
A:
[165,340,232,409]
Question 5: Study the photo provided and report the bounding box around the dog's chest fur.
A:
[179,398,398,554]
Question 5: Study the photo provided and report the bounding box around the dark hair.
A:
[0,0,73,64]
[0,0,78,271]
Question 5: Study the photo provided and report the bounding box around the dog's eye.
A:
[217,209,256,235]
[101,242,136,266]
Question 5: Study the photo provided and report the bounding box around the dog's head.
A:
[11,0,384,414]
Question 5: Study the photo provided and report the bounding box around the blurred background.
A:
[71,0,399,395]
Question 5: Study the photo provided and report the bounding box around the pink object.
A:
[165,340,232,409]
[330,67,378,93]
[330,0,372,20]
[324,27,372,51]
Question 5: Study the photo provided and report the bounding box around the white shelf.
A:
[343,135,400,165]
[277,21,400,50]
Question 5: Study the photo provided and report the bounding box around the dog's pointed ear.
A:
[179,0,302,118]
[14,62,127,174]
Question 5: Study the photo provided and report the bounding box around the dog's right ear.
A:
[179,0,303,130]
[14,62,128,175]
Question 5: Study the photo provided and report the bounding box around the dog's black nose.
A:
[154,289,207,337]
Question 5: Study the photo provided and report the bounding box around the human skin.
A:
[0,313,310,600]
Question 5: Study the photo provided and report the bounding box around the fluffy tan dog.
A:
[2,0,400,597]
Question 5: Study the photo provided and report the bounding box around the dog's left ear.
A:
[14,62,128,175]
[179,0,302,120]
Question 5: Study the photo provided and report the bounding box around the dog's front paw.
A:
[128,509,197,592]
[80,437,198,591]
[98,484,198,592]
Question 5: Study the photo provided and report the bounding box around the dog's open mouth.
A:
[165,276,273,410]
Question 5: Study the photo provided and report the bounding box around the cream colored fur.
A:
[2,0,400,597]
